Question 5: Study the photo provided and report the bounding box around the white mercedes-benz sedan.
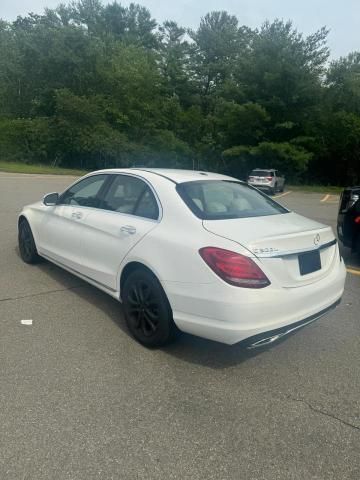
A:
[18,169,346,348]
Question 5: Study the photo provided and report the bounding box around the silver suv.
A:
[247,169,285,195]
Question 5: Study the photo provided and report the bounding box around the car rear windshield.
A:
[250,170,273,177]
[176,180,288,220]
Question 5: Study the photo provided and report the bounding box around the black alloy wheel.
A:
[18,219,40,264]
[122,269,178,348]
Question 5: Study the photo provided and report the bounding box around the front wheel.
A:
[18,219,41,264]
[122,269,179,348]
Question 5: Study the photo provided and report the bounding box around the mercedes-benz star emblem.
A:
[314,234,321,245]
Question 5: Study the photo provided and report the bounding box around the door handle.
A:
[72,211,83,220]
[120,225,136,235]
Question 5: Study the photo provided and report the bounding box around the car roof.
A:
[92,168,238,184]
[252,168,275,171]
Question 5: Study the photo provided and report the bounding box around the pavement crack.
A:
[286,395,360,432]
[0,285,85,303]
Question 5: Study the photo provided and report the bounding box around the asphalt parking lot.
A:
[1,173,360,480]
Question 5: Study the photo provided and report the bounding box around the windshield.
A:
[250,170,273,177]
[177,180,289,220]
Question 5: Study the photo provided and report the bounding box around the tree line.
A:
[1,0,360,184]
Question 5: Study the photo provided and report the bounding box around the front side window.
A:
[102,175,159,220]
[60,175,108,208]
[177,180,288,220]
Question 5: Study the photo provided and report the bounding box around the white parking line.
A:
[274,191,292,199]
[21,319,33,325]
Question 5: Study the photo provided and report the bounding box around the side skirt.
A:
[40,252,121,301]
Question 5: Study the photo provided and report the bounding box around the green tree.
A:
[326,52,360,114]
[189,12,251,98]
[237,20,329,138]
[1,1,360,184]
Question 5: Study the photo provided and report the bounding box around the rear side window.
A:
[103,175,159,220]
[177,180,288,220]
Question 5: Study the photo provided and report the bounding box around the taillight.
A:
[266,177,273,181]
[199,247,270,288]
[355,216,360,224]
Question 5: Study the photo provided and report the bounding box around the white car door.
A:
[43,173,161,292]
[37,174,110,266]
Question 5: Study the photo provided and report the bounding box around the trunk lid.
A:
[203,212,337,288]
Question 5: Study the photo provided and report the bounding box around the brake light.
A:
[199,247,270,288]
[266,177,273,181]
[355,216,360,224]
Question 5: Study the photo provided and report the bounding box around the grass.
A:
[0,160,87,176]
[287,184,343,194]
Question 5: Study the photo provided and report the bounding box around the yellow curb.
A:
[274,191,292,199]
[321,194,330,203]
[347,268,360,276]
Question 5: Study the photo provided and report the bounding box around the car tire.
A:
[18,218,41,264]
[280,184,285,193]
[122,269,179,348]
[270,186,276,195]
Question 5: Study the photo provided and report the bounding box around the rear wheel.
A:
[270,185,277,195]
[18,219,41,264]
[122,269,178,348]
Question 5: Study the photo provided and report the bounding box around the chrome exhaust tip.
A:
[246,334,282,349]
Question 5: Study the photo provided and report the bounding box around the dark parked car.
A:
[337,186,360,256]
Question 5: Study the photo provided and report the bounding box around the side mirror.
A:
[43,192,59,206]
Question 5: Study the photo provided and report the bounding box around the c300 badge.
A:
[253,247,280,255]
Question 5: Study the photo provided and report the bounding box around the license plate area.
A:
[298,250,321,275]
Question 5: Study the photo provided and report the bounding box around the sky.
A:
[1,0,360,59]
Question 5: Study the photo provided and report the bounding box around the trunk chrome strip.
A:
[255,239,337,258]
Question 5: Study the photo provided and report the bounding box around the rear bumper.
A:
[248,182,273,190]
[241,298,341,349]
[163,259,346,345]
